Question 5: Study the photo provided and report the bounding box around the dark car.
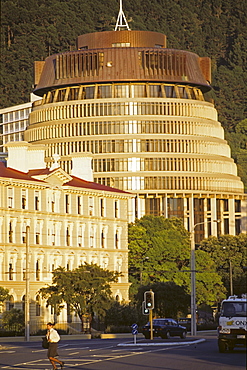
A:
[177,317,191,331]
[142,318,187,339]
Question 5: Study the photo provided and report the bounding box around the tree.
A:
[128,216,191,290]
[105,302,140,331]
[0,286,10,303]
[39,263,120,331]
[199,234,247,295]
[129,215,226,307]
[1,309,24,332]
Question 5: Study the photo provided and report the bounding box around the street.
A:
[0,333,246,370]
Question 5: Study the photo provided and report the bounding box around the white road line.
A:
[1,358,45,369]
[68,352,80,355]
[64,347,89,350]
[89,345,115,352]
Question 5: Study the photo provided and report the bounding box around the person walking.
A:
[46,322,65,370]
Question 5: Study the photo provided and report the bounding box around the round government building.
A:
[25,28,246,243]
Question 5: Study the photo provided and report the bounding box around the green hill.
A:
[1,0,247,189]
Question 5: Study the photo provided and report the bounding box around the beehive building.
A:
[23,29,246,242]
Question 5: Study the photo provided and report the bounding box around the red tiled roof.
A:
[66,175,130,194]
[0,162,44,182]
[0,162,130,195]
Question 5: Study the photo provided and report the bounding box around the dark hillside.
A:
[1,0,246,188]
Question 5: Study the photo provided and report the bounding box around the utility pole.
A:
[25,225,30,342]
[190,226,196,337]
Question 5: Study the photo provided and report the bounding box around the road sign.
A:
[132,329,138,335]
[131,323,138,330]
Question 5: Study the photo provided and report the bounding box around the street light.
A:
[25,225,30,342]
[190,219,220,337]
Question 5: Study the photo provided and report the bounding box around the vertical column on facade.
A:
[128,197,136,223]
[229,198,235,235]
[0,252,3,280]
[219,199,224,234]
[189,194,194,232]
[183,197,188,230]
[0,217,3,244]
[139,197,146,219]
[135,195,144,220]
[241,198,247,233]
[203,198,208,238]
[211,196,218,236]
[163,195,168,218]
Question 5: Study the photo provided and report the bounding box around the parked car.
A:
[142,318,187,339]
[177,317,191,330]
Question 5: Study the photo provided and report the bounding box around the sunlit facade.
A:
[0,142,131,332]
[13,30,247,241]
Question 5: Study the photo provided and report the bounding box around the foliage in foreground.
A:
[1,308,24,332]
[128,216,226,307]
[0,287,10,303]
[39,263,120,329]
[200,234,247,296]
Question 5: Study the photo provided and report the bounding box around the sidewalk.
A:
[0,331,216,343]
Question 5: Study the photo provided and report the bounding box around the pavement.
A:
[0,331,215,346]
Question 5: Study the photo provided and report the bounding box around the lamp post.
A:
[190,223,197,337]
[190,219,220,337]
[25,225,30,342]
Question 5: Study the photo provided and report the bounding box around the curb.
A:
[118,338,206,346]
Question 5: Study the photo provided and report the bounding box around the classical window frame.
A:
[65,194,70,214]
[21,188,27,210]
[89,196,94,216]
[34,190,40,211]
[77,223,85,247]
[100,198,105,217]
[114,200,119,218]
[77,195,82,215]
[7,187,14,208]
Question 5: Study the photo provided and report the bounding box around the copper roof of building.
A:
[33,30,211,95]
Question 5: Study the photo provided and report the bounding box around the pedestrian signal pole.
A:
[144,290,154,340]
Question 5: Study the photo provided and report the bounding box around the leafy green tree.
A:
[105,302,140,331]
[129,216,225,306]
[226,119,247,192]
[195,250,226,305]
[128,216,190,291]
[200,234,247,295]
[39,263,120,331]
[0,286,10,303]
[1,308,24,332]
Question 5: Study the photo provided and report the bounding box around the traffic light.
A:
[144,290,154,310]
[142,301,149,315]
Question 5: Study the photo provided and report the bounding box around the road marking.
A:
[89,345,115,352]
[64,347,89,350]
[1,358,44,369]
[68,352,80,355]
[118,338,206,346]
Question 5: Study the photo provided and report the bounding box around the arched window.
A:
[6,295,14,311]
[36,295,41,316]
[22,295,25,311]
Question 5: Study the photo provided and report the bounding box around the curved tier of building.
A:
[27,30,246,242]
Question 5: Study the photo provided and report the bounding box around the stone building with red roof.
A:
[0,142,132,332]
